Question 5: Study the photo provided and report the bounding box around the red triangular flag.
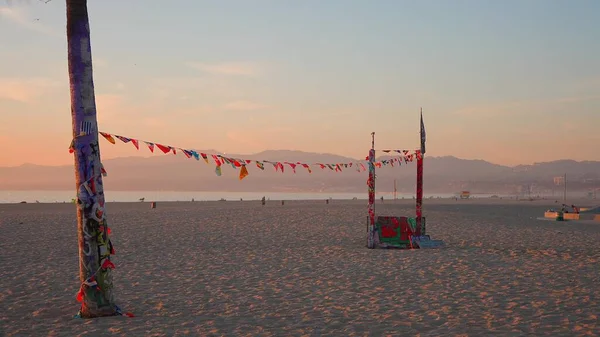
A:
[76,288,84,302]
[156,144,171,154]
[212,155,222,166]
[101,259,116,270]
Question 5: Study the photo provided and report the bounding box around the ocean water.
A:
[0,190,469,204]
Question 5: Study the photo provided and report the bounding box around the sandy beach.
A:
[1,198,599,336]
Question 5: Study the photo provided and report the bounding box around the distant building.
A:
[554,176,565,185]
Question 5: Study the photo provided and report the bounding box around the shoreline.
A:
[2,188,595,204]
[1,197,596,206]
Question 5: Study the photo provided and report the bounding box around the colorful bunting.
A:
[97,131,420,180]
[239,165,249,180]
[301,163,312,173]
[115,135,131,144]
[145,141,155,153]
[156,143,171,154]
[100,132,116,144]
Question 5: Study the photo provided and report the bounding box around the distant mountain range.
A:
[1,151,599,195]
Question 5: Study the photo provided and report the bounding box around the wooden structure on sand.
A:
[366,110,445,249]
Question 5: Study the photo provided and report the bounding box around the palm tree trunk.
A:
[67,0,117,318]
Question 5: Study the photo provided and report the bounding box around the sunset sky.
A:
[1,0,599,167]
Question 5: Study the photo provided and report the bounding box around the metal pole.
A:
[371,132,375,149]
[564,173,567,203]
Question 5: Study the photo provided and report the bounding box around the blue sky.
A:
[0,0,599,166]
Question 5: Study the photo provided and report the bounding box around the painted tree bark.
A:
[367,133,376,249]
[67,0,117,318]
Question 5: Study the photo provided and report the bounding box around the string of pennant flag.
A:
[90,132,420,180]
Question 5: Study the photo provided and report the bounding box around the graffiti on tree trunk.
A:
[367,149,376,248]
[74,136,116,316]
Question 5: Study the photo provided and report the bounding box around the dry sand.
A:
[1,198,599,336]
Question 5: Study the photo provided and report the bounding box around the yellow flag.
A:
[99,132,116,144]
[239,165,249,180]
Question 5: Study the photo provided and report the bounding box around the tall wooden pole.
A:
[67,0,117,318]
[367,132,376,248]
[416,108,425,235]
[416,154,423,232]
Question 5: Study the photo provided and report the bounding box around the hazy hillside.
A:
[0,151,599,194]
